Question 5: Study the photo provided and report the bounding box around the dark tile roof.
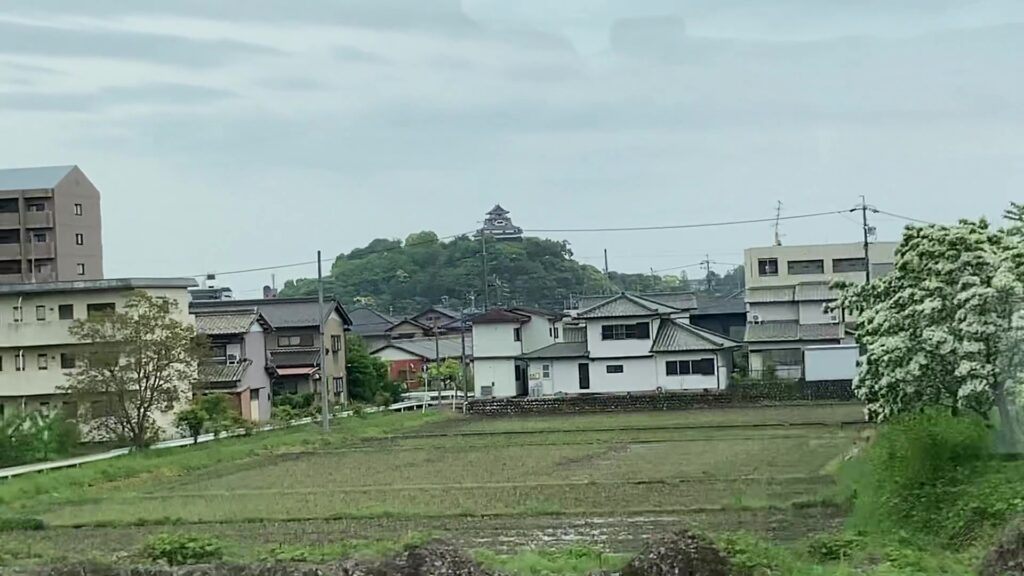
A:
[198,360,252,384]
[744,321,845,343]
[692,291,747,316]
[194,309,259,335]
[386,319,431,332]
[650,320,740,352]
[268,348,321,368]
[520,342,589,359]
[191,297,351,327]
[577,293,678,319]
[371,335,472,360]
[471,309,531,324]
[348,307,396,336]
[577,291,697,312]
[511,306,563,319]
[0,165,75,190]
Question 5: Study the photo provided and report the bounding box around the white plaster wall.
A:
[472,323,523,358]
[558,357,658,393]
[799,301,836,324]
[520,315,555,354]
[586,317,658,358]
[654,351,726,391]
[804,345,859,381]
[474,358,517,397]
[373,347,422,361]
[745,242,898,289]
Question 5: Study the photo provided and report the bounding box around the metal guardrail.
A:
[0,397,451,481]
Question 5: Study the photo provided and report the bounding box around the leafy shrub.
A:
[718,533,796,575]
[0,411,79,467]
[173,406,207,443]
[804,533,864,562]
[0,516,45,532]
[272,405,299,423]
[143,533,224,566]
[843,409,996,543]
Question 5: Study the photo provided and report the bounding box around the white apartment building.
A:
[743,241,898,378]
[472,294,738,398]
[0,278,197,435]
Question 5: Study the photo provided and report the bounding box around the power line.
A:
[522,209,847,233]
[873,209,936,226]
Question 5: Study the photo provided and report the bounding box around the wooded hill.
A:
[281,231,742,315]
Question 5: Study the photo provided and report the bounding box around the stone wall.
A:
[466,380,856,416]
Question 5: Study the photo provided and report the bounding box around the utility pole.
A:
[481,232,489,310]
[459,307,468,413]
[860,195,872,283]
[702,254,712,292]
[772,200,784,246]
[316,250,329,432]
[603,249,609,278]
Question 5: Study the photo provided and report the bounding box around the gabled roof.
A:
[198,360,252,385]
[692,291,747,316]
[511,306,563,319]
[371,335,472,361]
[412,306,461,322]
[745,287,796,303]
[487,204,509,216]
[191,297,352,327]
[348,307,396,336]
[0,165,75,191]
[386,319,430,332]
[577,291,697,312]
[520,342,588,359]
[744,321,846,343]
[650,319,741,353]
[576,292,679,319]
[194,309,261,336]
[471,308,531,324]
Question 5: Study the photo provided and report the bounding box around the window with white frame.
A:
[541,364,551,378]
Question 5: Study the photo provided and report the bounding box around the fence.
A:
[466,381,856,416]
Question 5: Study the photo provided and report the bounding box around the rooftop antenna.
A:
[772,201,784,246]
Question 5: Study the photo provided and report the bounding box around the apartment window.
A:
[210,345,227,360]
[331,334,342,353]
[788,259,825,275]
[15,353,25,372]
[27,202,45,212]
[76,263,86,276]
[553,326,560,339]
[37,353,48,370]
[277,335,313,348]
[541,364,551,379]
[58,304,74,320]
[666,358,716,376]
[86,303,115,318]
[35,305,46,321]
[513,327,522,342]
[0,355,3,371]
[833,257,867,273]
[0,199,17,213]
[60,353,76,369]
[600,322,651,341]
[11,305,23,322]
[75,233,84,246]
[0,261,22,275]
[74,203,83,216]
[0,230,17,244]
[606,364,625,374]
[757,258,779,276]
[32,232,47,243]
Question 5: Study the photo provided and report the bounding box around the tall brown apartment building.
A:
[0,165,103,283]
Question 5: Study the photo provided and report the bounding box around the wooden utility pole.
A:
[860,196,872,283]
[603,249,609,278]
[317,250,329,432]
[481,232,489,310]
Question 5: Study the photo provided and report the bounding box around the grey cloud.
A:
[332,45,386,63]
[0,82,235,112]
[0,20,280,68]
[13,0,477,31]
[255,76,332,93]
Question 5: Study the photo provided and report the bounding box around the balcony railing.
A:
[0,243,21,259]
[25,242,55,259]
[22,211,53,229]
[0,213,18,229]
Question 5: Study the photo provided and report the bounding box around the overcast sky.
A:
[1,1,1022,297]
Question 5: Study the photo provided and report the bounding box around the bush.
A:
[143,533,224,566]
[804,533,864,562]
[0,516,46,532]
[174,407,207,444]
[843,409,996,543]
[0,411,79,467]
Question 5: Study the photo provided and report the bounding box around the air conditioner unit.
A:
[750,314,763,324]
[828,313,841,324]
[226,354,239,365]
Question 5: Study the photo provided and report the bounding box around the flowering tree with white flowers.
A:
[835,208,1024,449]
